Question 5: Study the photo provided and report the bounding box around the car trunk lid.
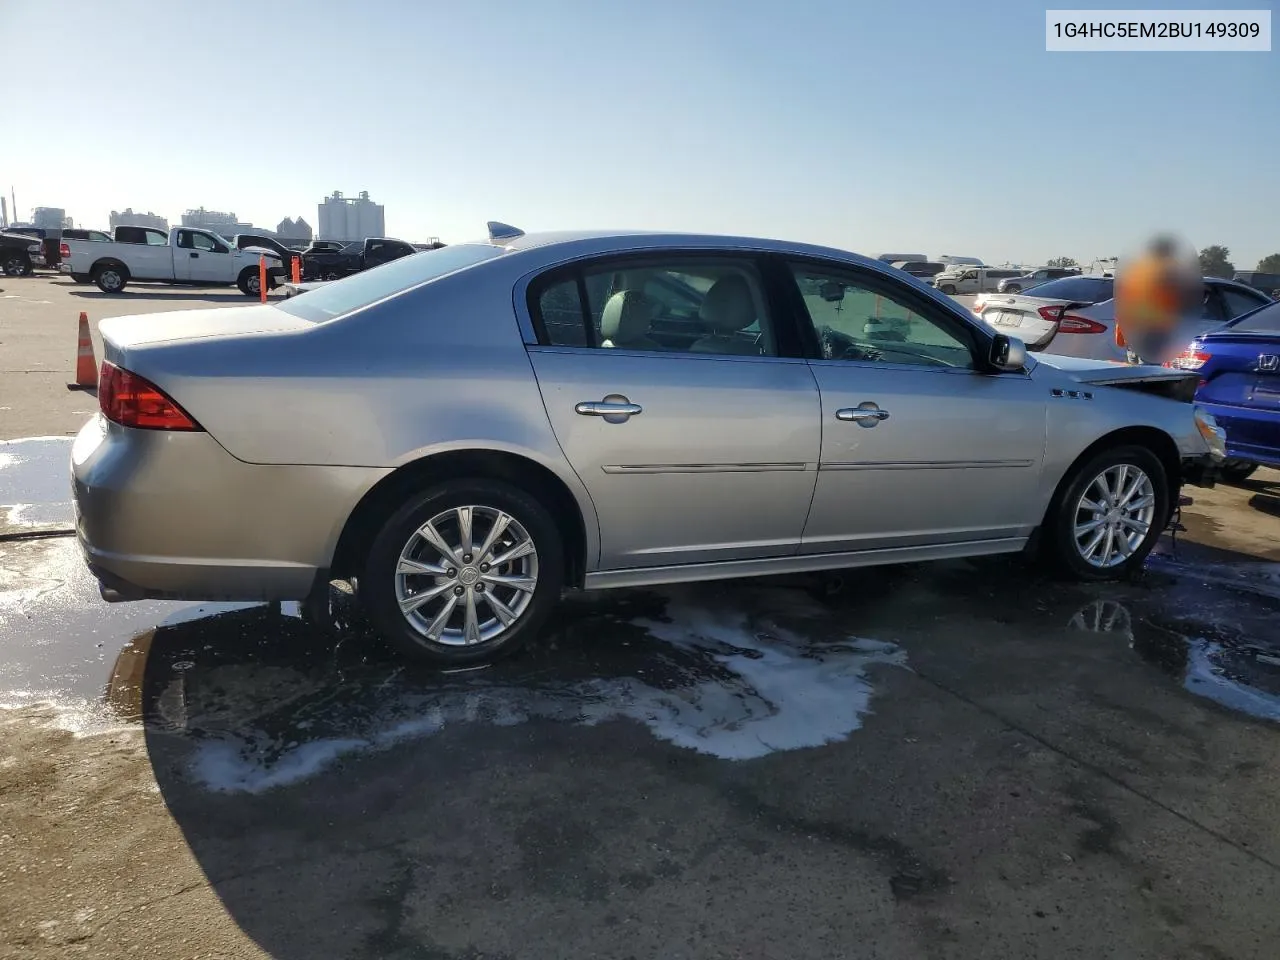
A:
[99,305,318,358]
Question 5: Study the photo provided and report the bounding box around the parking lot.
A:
[3,274,1280,959]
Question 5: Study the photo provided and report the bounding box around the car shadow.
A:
[106,549,1280,957]
[69,290,254,303]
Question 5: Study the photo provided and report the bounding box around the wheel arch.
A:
[331,448,592,588]
[91,258,131,280]
[1042,425,1182,527]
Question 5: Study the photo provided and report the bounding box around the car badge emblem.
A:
[1259,354,1279,371]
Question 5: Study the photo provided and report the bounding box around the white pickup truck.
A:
[59,227,283,296]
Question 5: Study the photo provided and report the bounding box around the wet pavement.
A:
[3,437,1280,958]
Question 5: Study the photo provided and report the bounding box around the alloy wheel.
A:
[1072,463,1156,568]
[394,505,539,646]
[101,269,122,291]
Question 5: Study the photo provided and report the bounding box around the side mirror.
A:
[989,334,1027,371]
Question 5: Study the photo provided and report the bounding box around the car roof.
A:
[481,229,898,270]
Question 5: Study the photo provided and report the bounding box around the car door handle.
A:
[836,403,890,426]
[189,252,199,258]
[575,397,643,421]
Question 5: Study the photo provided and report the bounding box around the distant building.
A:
[110,208,169,232]
[275,216,313,243]
[181,207,253,236]
[317,190,385,242]
[33,207,73,230]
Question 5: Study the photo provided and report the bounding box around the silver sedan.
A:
[71,224,1227,663]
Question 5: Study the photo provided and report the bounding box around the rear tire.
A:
[1005,285,1022,294]
[1221,461,1258,485]
[93,263,127,293]
[362,479,564,665]
[1043,445,1169,581]
[2,253,29,277]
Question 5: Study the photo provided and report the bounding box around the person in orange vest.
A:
[1114,235,1201,365]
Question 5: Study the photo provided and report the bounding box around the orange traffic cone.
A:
[67,311,97,391]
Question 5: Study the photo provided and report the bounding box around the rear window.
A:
[275,243,504,321]
[1022,276,1114,302]
[1226,300,1280,334]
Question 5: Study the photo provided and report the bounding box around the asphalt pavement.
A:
[1,274,1279,960]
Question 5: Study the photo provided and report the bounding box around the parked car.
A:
[62,228,113,243]
[71,224,1226,665]
[974,275,1117,350]
[932,266,1024,295]
[937,255,985,268]
[1233,271,1280,298]
[1169,298,1280,483]
[1,231,42,276]
[1047,278,1274,363]
[301,240,349,256]
[60,226,284,295]
[303,237,417,280]
[998,266,1082,294]
[890,260,946,281]
[876,252,928,264]
[2,226,60,268]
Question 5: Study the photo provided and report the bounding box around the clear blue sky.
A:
[3,0,1277,266]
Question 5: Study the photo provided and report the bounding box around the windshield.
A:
[1021,276,1114,302]
[275,243,505,321]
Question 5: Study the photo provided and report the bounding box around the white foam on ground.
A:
[189,601,907,794]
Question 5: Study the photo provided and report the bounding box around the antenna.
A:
[487,221,524,242]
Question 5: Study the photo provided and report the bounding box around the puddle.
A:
[0,436,75,530]
[1067,596,1280,725]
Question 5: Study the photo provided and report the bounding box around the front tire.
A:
[363,479,564,665]
[1044,445,1169,581]
[237,267,262,297]
[1005,285,1022,294]
[939,284,957,295]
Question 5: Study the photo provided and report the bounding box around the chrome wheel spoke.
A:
[1081,527,1106,559]
[1128,495,1156,510]
[1079,497,1104,513]
[457,506,474,558]
[1077,516,1107,534]
[476,513,512,562]
[462,590,481,644]
[482,572,536,593]
[398,580,454,614]
[398,557,447,577]
[1120,516,1150,534]
[482,590,518,626]
[423,594,460,640]
[418,519,461,566]
[1118,475,1143,507]
[1099,526,1116,565]
[489,540,535,567]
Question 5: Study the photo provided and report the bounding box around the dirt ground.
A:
[2,273,1279,959]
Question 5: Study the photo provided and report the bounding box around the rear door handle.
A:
[836,403,890,426]
[575,395,642,423]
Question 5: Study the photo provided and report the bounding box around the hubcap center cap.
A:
[458,566,480,586]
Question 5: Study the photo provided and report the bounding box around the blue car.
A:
[1170,298,1280,483]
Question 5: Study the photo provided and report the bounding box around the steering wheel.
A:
[820,326,883,362]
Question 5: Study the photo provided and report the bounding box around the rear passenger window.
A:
[530,258,776,357]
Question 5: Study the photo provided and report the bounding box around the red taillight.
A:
[1163,351,1211,371]
[59,242,70,259]
[1057,314,1108,334]
[98,362,202,431]
[1037,305,1067,324]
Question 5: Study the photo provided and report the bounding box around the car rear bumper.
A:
[71,415,389,602]
[1194,400,1280,469]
